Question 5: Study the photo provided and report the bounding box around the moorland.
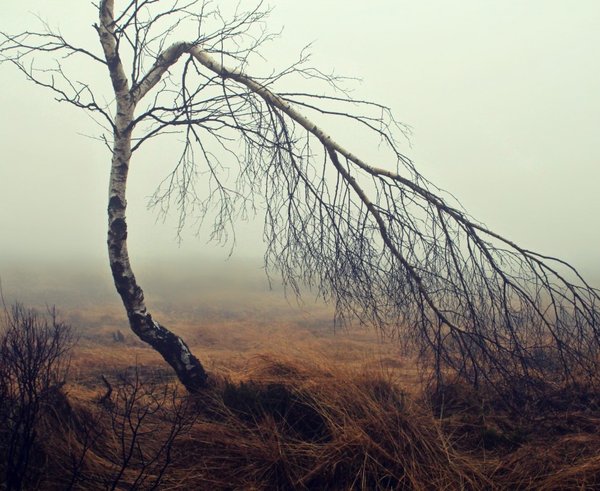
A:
[2,257,600,490]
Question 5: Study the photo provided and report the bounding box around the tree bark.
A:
[106,132,209,392]
[99,0,208,392]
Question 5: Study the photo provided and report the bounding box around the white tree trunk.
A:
[100,0,208,392]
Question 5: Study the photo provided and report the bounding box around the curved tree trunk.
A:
[107,134,208,392]
[100,0,208,392]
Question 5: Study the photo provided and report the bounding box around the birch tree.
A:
[2,0,599,394]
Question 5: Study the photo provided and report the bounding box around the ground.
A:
[2,259,600,489]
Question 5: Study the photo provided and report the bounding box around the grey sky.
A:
[0,1,599,279]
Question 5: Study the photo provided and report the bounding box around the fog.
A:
[1,0,599,303]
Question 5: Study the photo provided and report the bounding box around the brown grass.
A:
[5,279,600,489]
[33,347,600,490]
[40,355,486,490]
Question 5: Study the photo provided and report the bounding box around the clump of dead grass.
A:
[11,353,600,490]
[169,354,485,490]
[19,355,487,490]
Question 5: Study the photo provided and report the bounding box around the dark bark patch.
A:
[110,262,134,300]
[108,195,126,211]
[126,312,209,392]
[110,218,127,240]
[111,260,125,276]
[108,241,123,260]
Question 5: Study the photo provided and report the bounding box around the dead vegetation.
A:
[2,299,600,490]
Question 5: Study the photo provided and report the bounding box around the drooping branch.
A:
[183,46,600,392]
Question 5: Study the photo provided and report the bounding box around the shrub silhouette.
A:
[0,303,74,490]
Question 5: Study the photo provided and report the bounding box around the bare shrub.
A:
[31,366,196,490]
[75,368,198,490]
[0,302,75,490]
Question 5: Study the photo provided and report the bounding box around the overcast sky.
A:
[1,1,599,281]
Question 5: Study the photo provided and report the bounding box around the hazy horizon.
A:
[1,1,599,299]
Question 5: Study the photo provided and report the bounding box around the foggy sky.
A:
[1,1,599,280]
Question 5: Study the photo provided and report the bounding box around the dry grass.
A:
[4,271,600,489]
[29,348,600,490]
[38,355,486,490]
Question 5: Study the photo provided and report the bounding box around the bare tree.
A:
[1,1,599,395]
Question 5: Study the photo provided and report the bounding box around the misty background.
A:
[1,1,599,308]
